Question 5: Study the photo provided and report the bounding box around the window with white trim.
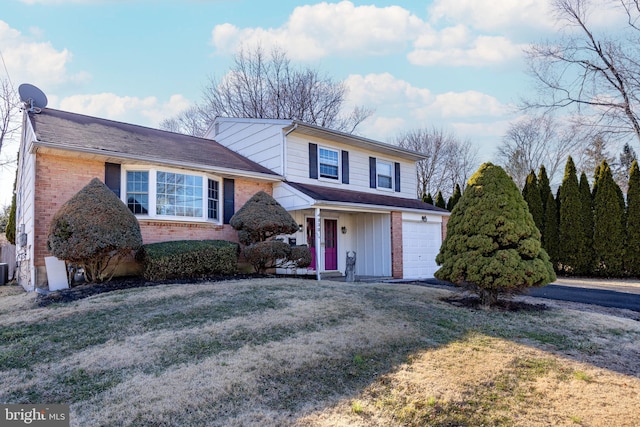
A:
[319,147,339,180]
[124,168,220,221]
[376,160,393,189]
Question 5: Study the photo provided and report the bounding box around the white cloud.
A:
[211,1,426,60]
[409,33,524,67]
[57,93,192,127]
[343,72,511,144]
[0,20,88,87]
[428,0,555,33]
[344,73,432,109]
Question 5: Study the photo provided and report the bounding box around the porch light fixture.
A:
[298,224,303,232]
[421,216,428,222]
[341,226,347,234]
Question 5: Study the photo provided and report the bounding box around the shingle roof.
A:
[286,182,449,213]
[28,108,279,178]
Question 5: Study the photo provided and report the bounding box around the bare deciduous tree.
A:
[496,115,583,188]
[0,77,20,165]
[396,127,478,200]
[161,45,372,136]
[524,0,640,145]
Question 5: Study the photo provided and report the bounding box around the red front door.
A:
[324,219,338,270]
[306,218,338,271]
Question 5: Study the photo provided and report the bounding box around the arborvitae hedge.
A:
[625,160,640,275]
[423,192,434,205]
[543,190,559,269]
[522,170,543,233]
[435,191,446,209]
[435,163,555,306]
[558,157,587,275]
[577,172,594,275]
[593,161,625,276]
[538,165,552,215]
[447,184,462,211]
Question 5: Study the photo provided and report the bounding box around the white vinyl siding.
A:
[353,213,391,276]
[286,134,417,198]
[206,120,285,174]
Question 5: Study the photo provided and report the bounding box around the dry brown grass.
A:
[0,279,638,426]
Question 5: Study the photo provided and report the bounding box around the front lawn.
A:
[0,279,638,426]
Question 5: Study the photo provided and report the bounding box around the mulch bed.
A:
[441,295,549,312]
[35,274,263,307]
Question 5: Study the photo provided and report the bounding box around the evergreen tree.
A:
[558,157,587,275]
[435,163,555,306]
[5,171,16,245]
[577,172,594,275]
[435,191,446,209]
[522,170,543,233]
[543,190,559,269]
[423,192,434,205]
[447,184,462,211]
[538,165,552,214]
[593,161,625,276]
[625,160,640,276]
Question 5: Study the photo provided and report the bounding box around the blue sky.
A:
[0,0,611,205]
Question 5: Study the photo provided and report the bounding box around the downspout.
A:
[315,207,321,281]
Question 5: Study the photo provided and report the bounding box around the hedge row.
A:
[137,240,239,281]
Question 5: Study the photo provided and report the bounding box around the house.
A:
[15,108,448,291]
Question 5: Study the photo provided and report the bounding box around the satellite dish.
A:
[18,83,48,112]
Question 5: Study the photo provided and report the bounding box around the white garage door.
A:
[402,220,442,279]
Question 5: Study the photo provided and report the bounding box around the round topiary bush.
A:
[435,163,556,306]
[47,178,143,283]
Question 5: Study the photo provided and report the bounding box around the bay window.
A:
[124,168,220,221]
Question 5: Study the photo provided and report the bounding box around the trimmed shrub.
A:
[435,163,555,306]
[137,240,239,281]
[230,191,311,273]
[47,178,143,283]
[230,191,298,245]
[289,245,312,269]
[243,240,291,274]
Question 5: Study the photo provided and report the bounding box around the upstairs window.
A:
[377,160,393,189]
[319,147,339,180]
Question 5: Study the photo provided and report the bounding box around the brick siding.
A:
[390,211,403,278]
[33,152,273,283]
